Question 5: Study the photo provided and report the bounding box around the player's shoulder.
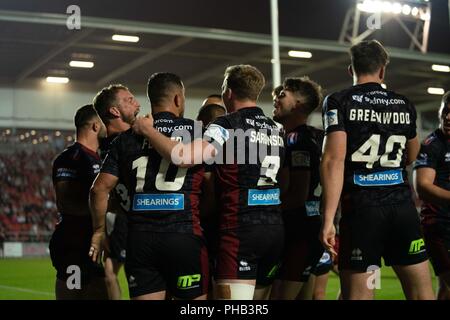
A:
[422,129,445,148]
[53,143,80,164]
[210,113,232,129]
[326,86,355,104]
[287,125,323,147]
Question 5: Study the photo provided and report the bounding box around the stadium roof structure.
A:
[0,0,449,104]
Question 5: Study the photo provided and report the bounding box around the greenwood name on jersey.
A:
[322,82,417,206]
[414,129,450,221]
[285,125,324,216]
[101,112,205,234]
[204,106,285,229]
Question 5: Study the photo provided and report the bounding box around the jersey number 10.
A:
[132,156,188,192]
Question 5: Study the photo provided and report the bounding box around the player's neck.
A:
[228,100,257,112]
[283,116,307,132]
[107,120,130,136]
[76,134,99,153]
[354,74,382,85]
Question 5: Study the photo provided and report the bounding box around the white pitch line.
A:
[0,284,54,297]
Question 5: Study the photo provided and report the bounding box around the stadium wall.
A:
[1,242,49,258]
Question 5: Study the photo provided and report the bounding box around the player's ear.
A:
[174,93,181,108]
[109,106,120,118]
[92,120,100,132]
[379,66,385,81]
[348,64,353,78]
[224,88,232,100]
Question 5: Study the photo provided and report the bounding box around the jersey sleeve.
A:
[53,155,79,182]
[284,132,311,171]
[414,138,440,170]
[100,137,121,177]
[322,94,346,135]
[203,116,231,151]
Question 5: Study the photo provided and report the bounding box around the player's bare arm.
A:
[320,131,346,255]
[132,114,216,167]
[415,167,450,207]
[89,172,119,262]
[199,171,217,219]
[406,136,420,165]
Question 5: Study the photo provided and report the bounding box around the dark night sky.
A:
[0,0,449,54]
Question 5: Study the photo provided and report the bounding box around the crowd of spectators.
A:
[0,128,74,242]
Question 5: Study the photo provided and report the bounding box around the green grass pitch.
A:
[0,257,438,300]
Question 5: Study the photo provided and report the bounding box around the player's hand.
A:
[320,223,337,257]
[132,114,154,136]
[89,230,104,263]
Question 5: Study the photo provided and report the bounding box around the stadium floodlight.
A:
[341,0,432,53]
[69,60,94,68]
[356,0,430,19]
[432,65,450,73]
[46,77,69,84]
[112,34,139,43]
[427,87,445,95]
[288,50,312,58]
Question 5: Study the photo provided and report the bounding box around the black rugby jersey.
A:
[204,106,285,229]
[52,142,101,216]
[101,112,205,234]
[322,82,417,206]
[414,129,450,221]
[284,125,324,216]
[99,134,119,161]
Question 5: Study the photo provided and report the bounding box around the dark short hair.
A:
[439,91,450,119]
[197,103,226,126]
[272,85,283,98]
[442,91,450,107]
[350,40,389,76]
[147,72,183,106]
[206,94,222,100]
[223,65,265,101]
[93,84,128,123]
[283,76,323,115]
[74,104,99,130]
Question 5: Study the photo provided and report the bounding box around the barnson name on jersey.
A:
[349,109,411,125]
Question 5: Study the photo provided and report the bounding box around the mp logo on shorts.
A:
[408,238,425,255]
[66,265,81,290]
[366,265,381,290]
[177,274,201,289]
[266,264,280,279]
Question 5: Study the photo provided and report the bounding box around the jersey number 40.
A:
[351,134,406,169]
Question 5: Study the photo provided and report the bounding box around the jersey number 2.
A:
[257,155,280,186]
